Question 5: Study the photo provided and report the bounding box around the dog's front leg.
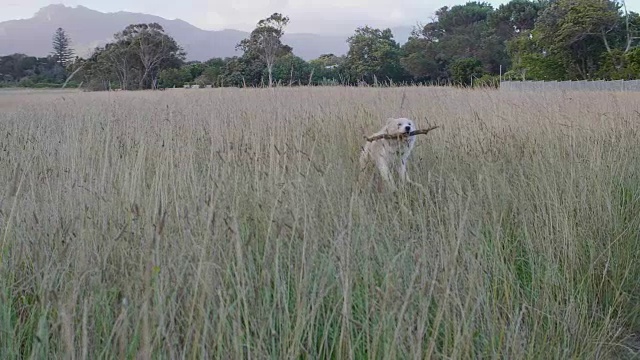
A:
[359,148,372,173]
[376,158,396,190]
[398,158,426,192]
[398,160,409,183]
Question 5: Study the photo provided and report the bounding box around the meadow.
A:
[1,86,639,359]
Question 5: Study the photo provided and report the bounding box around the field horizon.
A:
[1,86,640,359]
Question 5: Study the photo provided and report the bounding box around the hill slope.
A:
[0,4,413,61]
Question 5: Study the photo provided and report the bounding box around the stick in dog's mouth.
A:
[364,125,440,142]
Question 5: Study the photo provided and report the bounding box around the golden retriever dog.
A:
[359,117,417,191]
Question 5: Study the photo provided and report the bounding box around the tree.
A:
[185,62,206,80]
[220,56,265,87]
[598,47,640,79]
[269,54,312,85]
[537,0,618,50]
[536,0,618,78]
[81,47,118,90]
[158,67,191,88]
[308,54,346,85]
[509,0,635,80]
[200,58,227,87]
[115,23,186,89]
[400,1,533,83]
[595,2,640,73]
[101,41,137,90]
[449,57,484,85]
[51,28,74,67]
[61,57,87,88]
[619,0,640,53]
[78,23,185,90]
[236,13,292,87]
[400,38,449,83]
[0,53,69,85]
[436,1,494,32]
[344,26,407,85]
[433,2,507,73]
[488,0,546,38]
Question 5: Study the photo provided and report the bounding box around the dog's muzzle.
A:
[404,126,412,133]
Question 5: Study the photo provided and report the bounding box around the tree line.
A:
[1,0,639,90]
[0,28,76,87]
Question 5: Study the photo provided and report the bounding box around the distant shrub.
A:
[473,74,500,88]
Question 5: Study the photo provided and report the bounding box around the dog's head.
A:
[384,117,415,136]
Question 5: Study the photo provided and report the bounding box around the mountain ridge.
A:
[0,4,413,61]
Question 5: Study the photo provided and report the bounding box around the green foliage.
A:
[506,0,640,80]
[520,53,568,80]
[268,54,312,85]
[598,47,640,80]
[161,57,230,87]
[185,62,206,80]
[400,0,534,84]
[598,49,632,80]
[400,38,449,83]
[158,67,191,88]
[308,54,345,85]
[488,0,545,36]
[501,69,523,81]
[400,0,634,83]
[628,47,640,73]
[535,0,617,78]
[536,0,618,51]
[199,59,226,87]
[449,57,484,85]
[505,28,568,81]
[220,55,266,87]
[473,74,501,88]
[436,1,494,31]
[0,53,66,84]
[344,26,408,85]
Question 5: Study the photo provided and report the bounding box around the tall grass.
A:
[1,86,639,359]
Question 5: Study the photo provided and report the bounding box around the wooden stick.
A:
[365,125,440,142]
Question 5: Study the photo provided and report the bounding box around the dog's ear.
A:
[384,118,397,127]
[384,118,399,132]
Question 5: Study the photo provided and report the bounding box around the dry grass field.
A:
[1,86,640,359]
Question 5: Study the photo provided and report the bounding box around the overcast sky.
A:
[2,0,640,34]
